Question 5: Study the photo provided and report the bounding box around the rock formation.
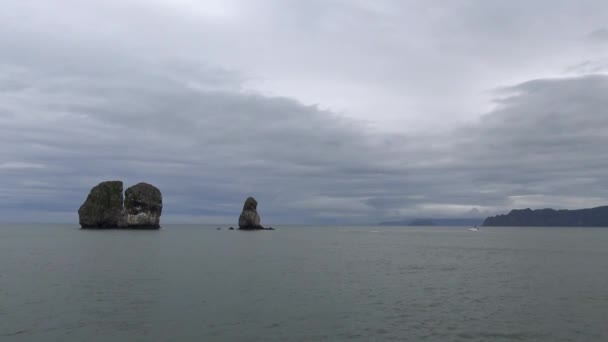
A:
[78,181,162,229]
[483,206,608,227]
[237,197,275,230]
[78,181,124,228]
[124,183,162,228]
[238,197,263,229]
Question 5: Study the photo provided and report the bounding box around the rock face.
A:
[124,183,163,228]
[483,206,608,227]
[78,181,162,229]
[238,197,263,230]
[78,181,125,228]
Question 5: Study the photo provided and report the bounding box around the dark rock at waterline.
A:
[78,181,125,228]
[238,227,275,230]
[229,227,235,230]
[123,183,162,229]
[238,196,263,230]
[78,181,162,229]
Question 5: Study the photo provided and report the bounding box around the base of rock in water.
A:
[238,225,275,230]
[81,225,160,230]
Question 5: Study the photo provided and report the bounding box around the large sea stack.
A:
[238,196,263,230]
[78,181,162,229]
[78,181,125,228]
[124,183,163,229]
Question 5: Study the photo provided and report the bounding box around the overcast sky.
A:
[2,0,608,224]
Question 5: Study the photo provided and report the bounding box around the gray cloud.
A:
[1,1,608,224]
[588,28,608,41]
[564,59,608,74]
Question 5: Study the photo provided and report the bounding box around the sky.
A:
[2,0,608,224]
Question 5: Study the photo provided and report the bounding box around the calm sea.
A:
[1,224,607,341]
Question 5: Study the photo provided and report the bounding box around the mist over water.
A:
[1,224,607,341]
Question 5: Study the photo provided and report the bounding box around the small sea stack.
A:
[238,196,273,230]
[78,181,162,229]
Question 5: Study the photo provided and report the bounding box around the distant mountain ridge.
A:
[379,218,484,226]
[483,206,608,227]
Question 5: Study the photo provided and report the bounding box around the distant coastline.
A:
[483,206,608,227]
[379,218,484,226]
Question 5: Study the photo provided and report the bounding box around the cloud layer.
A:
[1,1,608,224]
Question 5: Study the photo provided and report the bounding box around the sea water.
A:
[1,224,607,341]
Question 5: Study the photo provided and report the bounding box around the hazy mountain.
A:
[483,206,608,227]
[379,218,484,226]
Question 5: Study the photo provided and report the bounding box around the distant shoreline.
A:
[483,206,608,227]
[379,218,484,227]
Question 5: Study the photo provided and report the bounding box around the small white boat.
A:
[467,226,480,231]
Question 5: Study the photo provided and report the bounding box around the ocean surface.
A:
[1,224,608,341]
